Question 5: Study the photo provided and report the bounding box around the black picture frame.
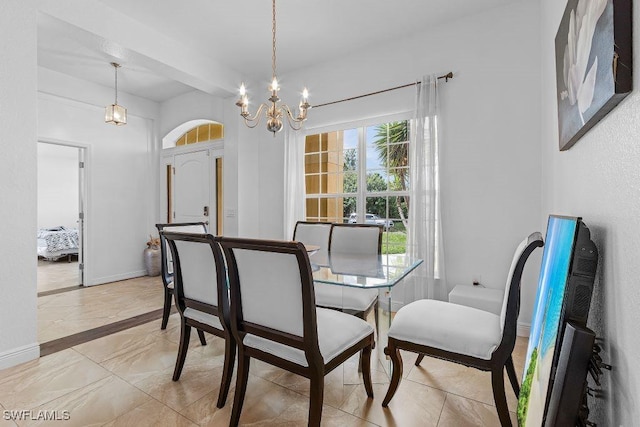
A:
[555,0,632,151]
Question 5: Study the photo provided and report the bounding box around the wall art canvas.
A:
[555,0,632,151]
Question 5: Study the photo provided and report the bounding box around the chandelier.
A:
[235,0,310,135]
[105,62,127,126]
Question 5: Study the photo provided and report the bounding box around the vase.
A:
[144,246,161,276]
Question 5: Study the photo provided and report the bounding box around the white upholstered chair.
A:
[155,222,208,340]
[220,237,375,427]
[161,231,234,409]
[382,232,543,427]
[312,223,383,323]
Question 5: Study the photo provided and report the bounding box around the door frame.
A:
[160,140,223,232]
[37,137,90,286]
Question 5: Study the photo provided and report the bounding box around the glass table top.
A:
[310,251,423,289]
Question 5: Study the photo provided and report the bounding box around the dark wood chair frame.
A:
[327,223,383,327]
[162,231,235,409]
[156,222,208,345]
[382,232,543,427]
[220,237,375,427]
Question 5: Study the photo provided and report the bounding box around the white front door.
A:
[174,150,211,226]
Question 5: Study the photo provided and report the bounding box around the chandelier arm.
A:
[281,105,305,130]
[241,103,268,124]
[281,104,305,124]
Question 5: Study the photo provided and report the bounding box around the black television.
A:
[517,215,598,426]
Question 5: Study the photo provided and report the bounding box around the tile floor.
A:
[37,259,80,293]
[10,274,526,426]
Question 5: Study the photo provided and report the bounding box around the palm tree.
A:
[373,121,409,227]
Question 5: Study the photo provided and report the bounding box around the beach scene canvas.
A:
[517,216,578,426]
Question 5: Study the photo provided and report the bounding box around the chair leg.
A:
[161,288,172,330]
[172,323,191,381]
[197,329,207,346]
[357,309,368,373]
[230,349,251,427]
[216,335,236,408]
[373,300,379,345]
[491,367,512,427]
[361,339,374,398]
[308,369,324,427]
[382,339,403,407]
[415,353,425,366]
[505,356,520,397]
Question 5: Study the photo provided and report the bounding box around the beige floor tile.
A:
[179,389,226,426]
[0,402,19,427]
[437,393,517,427]
[37,259,79,293]
[0,349,111,410]
[271,368,359,409]
[197,374,309,427]
[18,375,150,427]
[103,399,198,427]
[99,336,179,384]
[72,320,166,363]
[124,340,228,412]
[340,380,446,427]
[38,278,165,342]
[406,356,519,410]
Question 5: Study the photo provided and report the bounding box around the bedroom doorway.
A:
[37,141,87,292]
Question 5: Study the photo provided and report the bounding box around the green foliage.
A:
[382,231,407,254]
[343,148,357,171]
[373,121,409,189]
[517,346,539,425]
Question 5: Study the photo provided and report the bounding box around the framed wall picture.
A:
[555,0,632,151]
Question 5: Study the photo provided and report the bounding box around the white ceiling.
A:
[37,0,522,102]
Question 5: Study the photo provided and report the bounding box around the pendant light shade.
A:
[105,62,127,126]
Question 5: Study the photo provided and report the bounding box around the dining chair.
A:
[156,222,208,345]
[319,223,383,325]
[381,232,543,427]
[161,231,235,409]
[220,237,375,427]
[293,221,332,251]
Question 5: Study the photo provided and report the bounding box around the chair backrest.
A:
[293,221,332,251]
[498,232,544,344]
[329,223,383,255]
[220,237,321,361]
[156,222,207,284]
[161,231,227,321]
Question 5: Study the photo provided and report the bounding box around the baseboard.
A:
[517,321,530,338]
[0,343,40,370]
[87,270,147,286]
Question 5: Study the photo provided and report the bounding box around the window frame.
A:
[303,113,411,253]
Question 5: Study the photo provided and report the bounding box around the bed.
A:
[37,226,79,261]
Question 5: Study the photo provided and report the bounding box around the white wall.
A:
[541,1,640,425]
[37,143,79,230]
[38,68,160,285]
[0,0,39,369]
[248,2,543,321]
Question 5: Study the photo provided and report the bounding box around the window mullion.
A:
[356,126,366,222]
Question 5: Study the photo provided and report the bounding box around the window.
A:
[304,120,410,254]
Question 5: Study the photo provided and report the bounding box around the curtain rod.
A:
[311,72,453,109]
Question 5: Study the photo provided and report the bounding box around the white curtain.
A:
[405,74,447,302]
[283,126,306,239]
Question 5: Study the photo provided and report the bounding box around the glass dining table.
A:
[308,250,423,377]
